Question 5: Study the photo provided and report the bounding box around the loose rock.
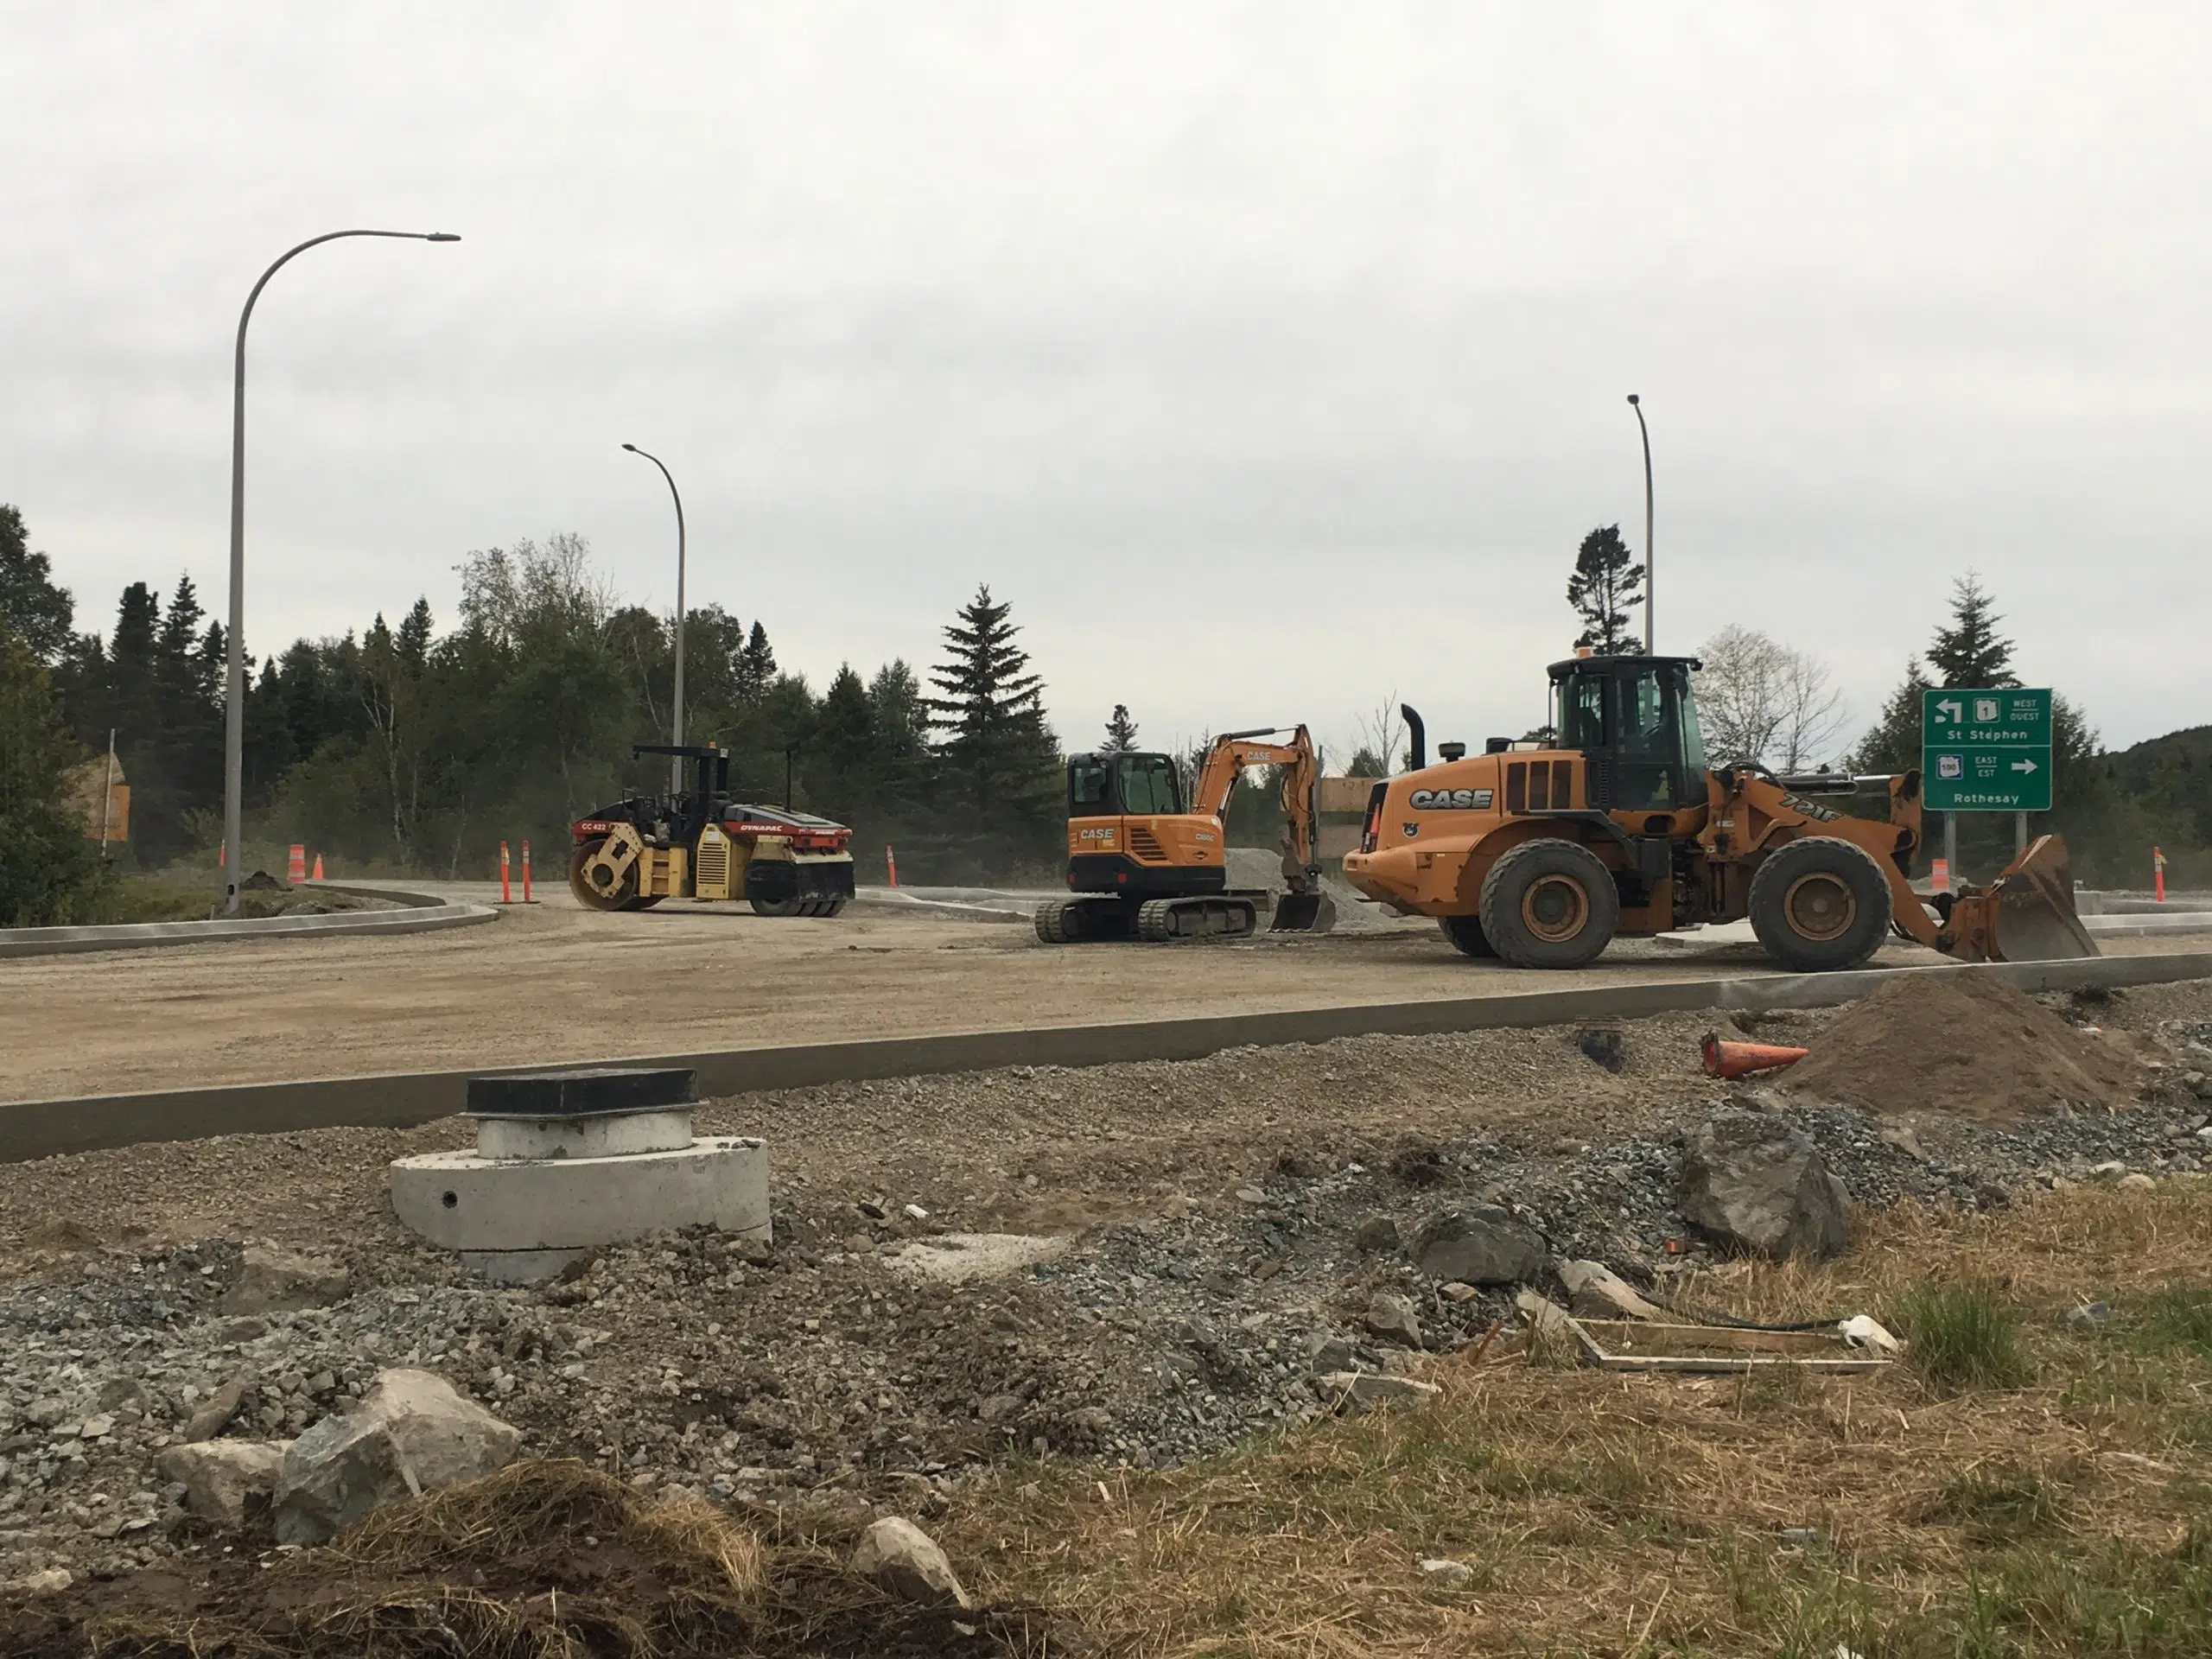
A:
[273,1369,521,1545]
[156,1440,289,1529]
[1675,1111,1849,1259]
[1412,1205,1546,1285]
[1353,1213,1402,1254]
[220,1245,351,1315]
[1419,1557,1476,1586]
[1363,1293,1424,1348]
[851,1515,973,1609]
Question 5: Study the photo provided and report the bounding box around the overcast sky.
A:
[5,2,2207,763]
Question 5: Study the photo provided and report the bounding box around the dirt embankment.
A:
[1783,974,2147,1122]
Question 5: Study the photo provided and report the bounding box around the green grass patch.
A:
[1916,1463,2073,1541]
[1895,1280,2030,1394]
[2130,1285,2212,1360]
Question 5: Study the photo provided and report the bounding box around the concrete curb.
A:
[4,950,2208,1165]
[0,884,498,960]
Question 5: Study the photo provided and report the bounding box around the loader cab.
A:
[1066,752,1186,819]
[1547,654,1708,812]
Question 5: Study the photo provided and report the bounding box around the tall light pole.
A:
[222,229,459,914]
[1627,393,1654,654]
[622,444,688,793]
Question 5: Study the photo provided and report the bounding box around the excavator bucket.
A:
[1270,890,1338,933]
[1953,834,2100,963]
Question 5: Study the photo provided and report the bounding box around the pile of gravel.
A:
[5,1005,2209,1589]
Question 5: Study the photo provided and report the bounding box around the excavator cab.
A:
[1548,654,1710,812]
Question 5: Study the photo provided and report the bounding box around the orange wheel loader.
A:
[1341,652,2095,973]
[1035,727,1338,944]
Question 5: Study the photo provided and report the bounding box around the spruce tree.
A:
[1927,573,2017,688]
[925,585,1060,834]
[1850,658,1933,775]
[735,622,778,700]
[1566,525,1645,653]
[1103,703,1140,752]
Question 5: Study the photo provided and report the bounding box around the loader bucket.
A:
[1270,890,1338,934]
[1967,834,2100,963]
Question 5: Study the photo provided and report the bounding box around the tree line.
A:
[1562,519,2167,885]
[1,506,1071,920]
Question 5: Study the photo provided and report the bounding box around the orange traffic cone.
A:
[311,854,325,881]
[1701,1033,1811,1079]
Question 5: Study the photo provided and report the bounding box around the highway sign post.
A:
[1922,688,2053,814]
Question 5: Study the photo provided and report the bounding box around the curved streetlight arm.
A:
[223,229,458,913]
[622,444,688,794]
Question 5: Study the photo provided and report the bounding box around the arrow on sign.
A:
[2012,759,2038,774]
[1936,698,1964,723]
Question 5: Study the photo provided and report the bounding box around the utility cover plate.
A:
[466,1065,696,1118]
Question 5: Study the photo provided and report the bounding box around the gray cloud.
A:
[4,0,2207,763]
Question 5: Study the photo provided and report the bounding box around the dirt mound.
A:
[0,1461,1063,1659]
[1783,973,2143,1123]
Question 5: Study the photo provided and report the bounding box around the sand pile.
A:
[1783,973,2144,1123]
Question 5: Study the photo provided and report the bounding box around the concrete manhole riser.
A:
[387,1066,767,1284]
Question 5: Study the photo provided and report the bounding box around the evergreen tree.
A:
[925,585,1061,837]
[1849,658,1933,776]
[0,625,103,924]
[1102,704,1140,752]
[396,598,433,674]
[0,505,73,665]
[1566,525,1645,653]
[735,622,778,700]
[1926,572,2017,688]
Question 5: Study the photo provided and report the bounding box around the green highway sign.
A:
[1922,687,2052,813]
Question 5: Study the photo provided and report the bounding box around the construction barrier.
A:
[499,841,512,905]
[2156,846,2167,903]
[1931,856,1949,894]
[887,845,899,888]
[287,844,306,885]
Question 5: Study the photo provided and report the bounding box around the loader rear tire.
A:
[1437,914,1497,958]
[1747,836,1891,972]
[1478,838,1619,969]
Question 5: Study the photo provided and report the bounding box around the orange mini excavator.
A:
[1033,727,1338,944]
[1342,652,2094,972]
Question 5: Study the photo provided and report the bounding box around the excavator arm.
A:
[1189,726,1332,929]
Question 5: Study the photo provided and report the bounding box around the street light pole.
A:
[622,444,688,794]
[1627,394,1654,654]
[222,228,459,914]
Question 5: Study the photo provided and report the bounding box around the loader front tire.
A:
[1747,836,1892,972]
[1437,913,1497,958]
[1478,838,1619,969]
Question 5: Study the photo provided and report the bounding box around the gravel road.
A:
[12,875,2178,1104]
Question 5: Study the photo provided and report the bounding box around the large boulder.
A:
[852,1516,973,1609]
[1675,1110,1849,1260]
[156,1440,289,1529]
[272,1369,520,1545]
[1412,1206,1546,1286]
[222,1245,351,1315]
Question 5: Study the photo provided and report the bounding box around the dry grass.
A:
[938,1180,2212,1656]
